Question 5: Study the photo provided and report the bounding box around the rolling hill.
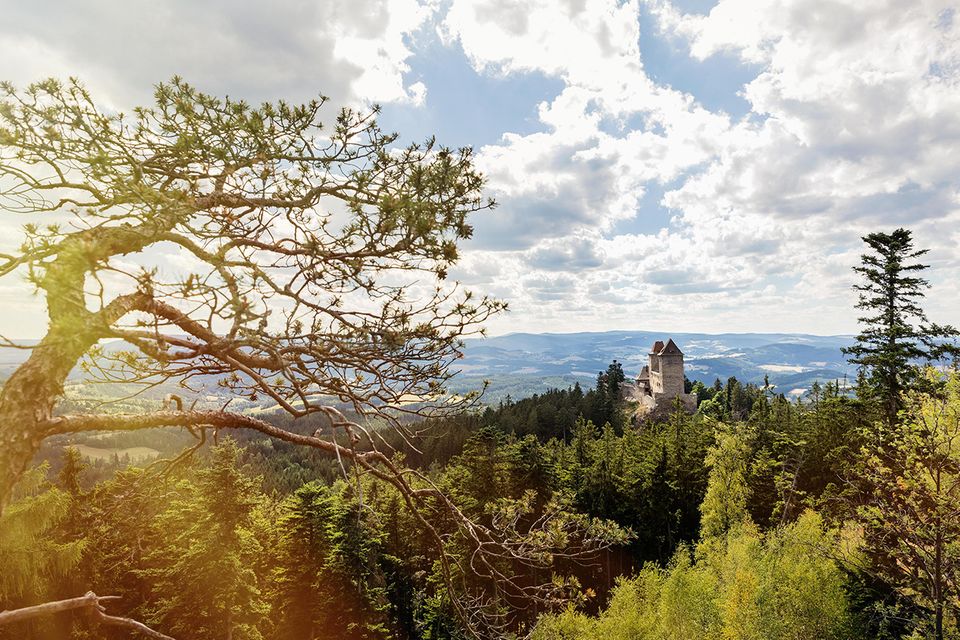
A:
[2,331,859,407]
[449,330,857,402]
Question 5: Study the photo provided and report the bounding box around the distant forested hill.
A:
[450,330,856,403]
[2,331,858,407]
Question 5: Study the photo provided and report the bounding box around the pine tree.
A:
[699,429,751,540]
[142,439,269,640]
[272,482,390,640]
[55,447,86,497]
[592,361,626,430]
[843,228,960,426]
[0,466,85,607]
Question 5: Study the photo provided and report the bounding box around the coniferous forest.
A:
[1,79,960,640]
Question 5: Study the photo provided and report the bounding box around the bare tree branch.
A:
[0,591,175,640]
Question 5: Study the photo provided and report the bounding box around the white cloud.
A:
[4,0,960,338]
[453,0,960,335]
[641,0,960,329]
[442,0,642,85]
[527,235,607,271]
[445,0,730,257]
[0,0,433,107]
[332,0,434,104]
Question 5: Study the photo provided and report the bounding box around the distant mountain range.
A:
[1,331,860,407]
[449,331,858,403]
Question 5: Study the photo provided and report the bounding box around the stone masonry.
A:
[630,338,698,417]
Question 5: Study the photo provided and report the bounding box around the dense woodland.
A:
[1,79,960,640]
[5,364,960,639]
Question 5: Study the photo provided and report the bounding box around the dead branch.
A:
[0,591,174,640]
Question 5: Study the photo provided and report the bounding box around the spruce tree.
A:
[0,466,85,607]
[842,228,959,426]
[592,360,626,430]
[699,429,751,540]
[142,439,268,640]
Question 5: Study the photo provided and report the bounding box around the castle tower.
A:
[656,339,685,397]
[638,364,651,394]
[649,340,664,375]
[634,338,697,418]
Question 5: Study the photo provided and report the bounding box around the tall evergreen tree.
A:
[842,228,959,426]
[699,429,751,540]
[855,372,960,640]
[0,466,85,608]
[142,439,269,640]
[592,360,626,430]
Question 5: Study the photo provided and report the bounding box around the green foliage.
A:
[700,427,752,540]
[552,414,711,564]
[0,372,895,639]
[532,511,855,640]
[592,361,626,432]
[854,370,960,639]
[0,465,84,604]
[140,439,269,640]
[271,481,393,639]
[56,447,86,496]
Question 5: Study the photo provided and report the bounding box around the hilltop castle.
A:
[633,338,697,416]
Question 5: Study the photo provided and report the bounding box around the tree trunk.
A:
[0,322,96,510]
[0,245,101,511]
[0,224,159,511]
[934,471,944,640]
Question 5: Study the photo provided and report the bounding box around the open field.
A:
[71,444,160,462]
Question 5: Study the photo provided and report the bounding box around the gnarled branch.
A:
[0,591,174,640]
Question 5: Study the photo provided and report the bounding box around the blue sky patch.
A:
[637,3,761,119]
[378,35,563,150]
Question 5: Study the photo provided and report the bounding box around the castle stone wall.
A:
[658,354,685,397]
[632,338,696,421]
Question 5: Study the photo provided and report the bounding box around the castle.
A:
[633,338,697,416]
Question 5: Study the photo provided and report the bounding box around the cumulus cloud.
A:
[0,0,432,107]
[437,0,960,335]
[527,236,607,271]
[444,0,730,252]
[645,0,960,317]
[3,0,960,337]
[522,274,579,302]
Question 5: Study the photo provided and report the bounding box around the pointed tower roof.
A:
[638,365,650,380]
[659,338,683,356]
[650,340,664,354]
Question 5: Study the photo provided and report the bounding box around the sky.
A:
[1,0,959,338]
